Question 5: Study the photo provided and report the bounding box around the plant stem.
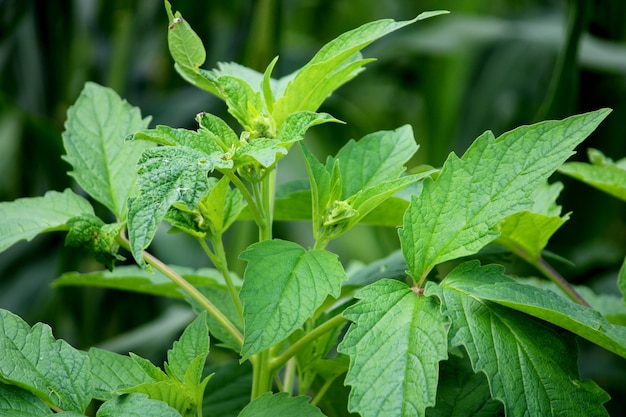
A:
[535,255,591,307]
[282,357,297,395]
[116,235,244,345]
[205,237,244,320]
[224,170,265,227]
[270,314,347,372]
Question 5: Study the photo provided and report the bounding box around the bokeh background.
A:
[1,0,625,415]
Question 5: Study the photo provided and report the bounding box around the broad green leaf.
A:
[234,139,287,168]
[166,312,209,384]
[0,309,91,413]
[88,348,155,400]
[196,112,239,149]
[272,12,449,126]
[425,262,610,417]
[97,393,182,417]
[213,76,265,132]
[338,280,448,417]
[122,380,195,417]
[130,125,223,157]
[425,353,503,417]
[239,240,347,359]
[496,182,570,262]
[558,148,626,202]
[0,189,93,253]
[202,360,252,417]
[444,262,626,359]
[329,126,418,198]
[65,215,125,269]
[0,383,53,416]
[53,265,227,299]
[237,392,325,417]
[128,146,230,267]
[400,109,611,282]
[62,82,151,219]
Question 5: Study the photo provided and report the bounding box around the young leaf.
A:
[130,125,223,157]
[0,383,53,416]
[237,392,325,417]
[0,189,93,253]
[62,82,151,219]
[400,109,611,283]
[0,309,91,413]
[558,148,626,202]
[496,181,570,262]
[196,112,239,149]
[338,280,448,417]
[445,262,626,359]
[88,348,156,400]
[65,214,125,269]
[166,312,210,384]
[53,265,227,299]
[238,240,347,359]
[272,12,449,127]
[425,262,611,417]
[329,126,418,198]
[127,146,230,267]
[276,111,342,145]
[234,139,287,168]
[197,176,244,238]
[97,393,183,417]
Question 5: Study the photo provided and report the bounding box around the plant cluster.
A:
[1,3,626,416]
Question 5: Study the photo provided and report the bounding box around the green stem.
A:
[224,170,265,227]
[117,235,244,345]
[205,237,244,320]
[270,314,347,372]
[536,255,591,307]
[282,357,297,395]
[311,375,338,406]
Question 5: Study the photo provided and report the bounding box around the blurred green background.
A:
[1,0,625,414]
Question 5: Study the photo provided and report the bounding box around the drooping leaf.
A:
[0,309,91,413]
[558,148,626,202]
[338,280,448,417]
[127,146,230,267]
[444,262,626,359]
[496,181,570,262]
[272,12,449,127]
[97,393,183,417]
[400,109,611,282]
[62,82,152,219]
[425,262,611,417]
[53,265,228,299]
[238,240,347,359]
[237,392,325,417]
[0,383,53,416]
[65,214,125,269]
[0,189,93,253]
[425,353,503,417]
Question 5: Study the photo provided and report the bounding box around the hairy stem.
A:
[117,234,244,345]
[204,237,244,320]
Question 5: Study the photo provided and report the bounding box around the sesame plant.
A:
[1,2,626,416]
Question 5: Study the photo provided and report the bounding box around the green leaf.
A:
[329,126,418,198]
[0,383,53,416]
[62,82,152,219]
[234,139,287,168]
[166,312,209,384]
[400,109,611,282]
[130,125,223,157]
[276,111,342,145]
[425,353,503,417]
[338,280,448,417]
[0,309,91,413]
[65,214,125,269]
[425,262,611,417]
[197,176,244,237]
[88,348,155,401]
[445,262,626,359]
[496,182,570,262]
[128,146,229,267]
[97,393,183,417]
[238,240,347,359]
[0,189,93,253]
[196,112,239,149]
[53,265,227,299]
[272,12,448,127]
[122,380,195,417]
[558,148,626,202]
[620,256,626,304]
[165,1,217,96]
[237,392,325,417]
[210,75,265,131]
[202,360,252,417]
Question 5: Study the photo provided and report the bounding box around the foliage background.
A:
[1,0,625,414]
